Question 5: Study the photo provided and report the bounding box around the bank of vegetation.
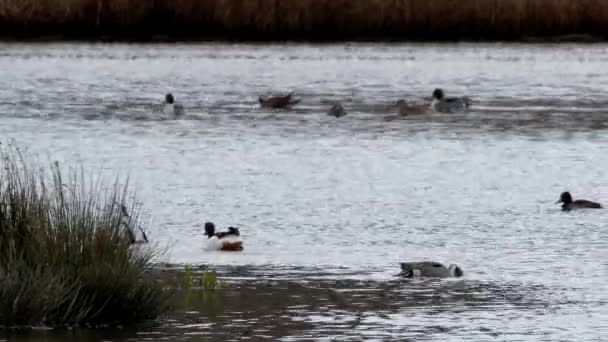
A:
[0,0,606,42]
[0,145,166,327]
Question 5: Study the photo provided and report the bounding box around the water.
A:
[0,43,607,341]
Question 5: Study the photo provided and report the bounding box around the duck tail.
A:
[463,97,472,107]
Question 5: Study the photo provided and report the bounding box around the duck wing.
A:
[444,97,465,104]
[216,228,240,239]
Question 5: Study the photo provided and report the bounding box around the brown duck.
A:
[258,92,300,109]
[395,99,430,116]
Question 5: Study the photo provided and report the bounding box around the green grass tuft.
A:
[0,144,168,327]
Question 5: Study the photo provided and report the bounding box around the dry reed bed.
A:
[0,0,607,40]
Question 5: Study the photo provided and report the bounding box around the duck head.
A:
[165,93,175,104]
[556,191,573,205]
[448,264,463,277]
[204,222,216,238]
[399,263,413,277]
[432,88,445,100]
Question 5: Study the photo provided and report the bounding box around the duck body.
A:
[120,205,148,245]
[259,92,300,109]
[327,103,347,117]
[399,262,463,278]
[204,222,244,251]
[395,99,429,116]
[430,88,471,113]
[557,192,602,211]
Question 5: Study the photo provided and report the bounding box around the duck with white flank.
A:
[204,222,244,251]
[430,88,471,113]
[258,92,300,109]
[398,262,463,278]
[327,102,347,117]
[163,93,185,116]
[120,205,149,245]
[556,191,602,211]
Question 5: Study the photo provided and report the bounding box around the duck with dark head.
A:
[430,88,471,113]
[556,192,602,211]
[398,262,463,278]
[204,222,244,251]
[163,93,185,116]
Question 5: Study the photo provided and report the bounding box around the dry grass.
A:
[0,0,607,41]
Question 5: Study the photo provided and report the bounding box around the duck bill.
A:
[555,200,562,204]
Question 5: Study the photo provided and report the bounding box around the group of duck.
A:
[122,191,598,279]
[161,88,472,117]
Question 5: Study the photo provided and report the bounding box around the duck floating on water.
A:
[327,102,347,117]
[204,222,244,251]
[556,192,602,211]
[399,262,463,278]
[258,92,300,109]
[430,88,471,113]
[395,99,430,116]
[163,93,185,116]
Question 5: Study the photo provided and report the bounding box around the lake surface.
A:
[0,43,607,341]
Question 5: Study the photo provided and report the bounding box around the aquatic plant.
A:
[0,145,167,327]
[202,271,220,291]
[0,0,606,41]
[181,266,220,291]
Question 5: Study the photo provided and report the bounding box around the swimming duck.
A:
[395,99,430,116]
[327,102,347,117]
[430,88,471,113]
[398,262,463,278]
[163,93,185,116]
[120,205,149,244]
[556,192,602,211]
[204,222,244,251]
[258,92,300,109]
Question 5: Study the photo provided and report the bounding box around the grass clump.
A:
[0,145,167,327]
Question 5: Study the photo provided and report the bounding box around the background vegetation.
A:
[0,0,606,41]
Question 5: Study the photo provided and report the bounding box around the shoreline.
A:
[0,33,605,44]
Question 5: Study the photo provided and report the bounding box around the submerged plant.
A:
[180,266,220,291]
[0,144,168,327]
[202,271,220,291]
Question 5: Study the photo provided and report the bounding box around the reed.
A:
[0,0,607,41]
[0,145,167,327]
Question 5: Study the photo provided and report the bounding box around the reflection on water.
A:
[0,265,584,341]
[0,43,607,340]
